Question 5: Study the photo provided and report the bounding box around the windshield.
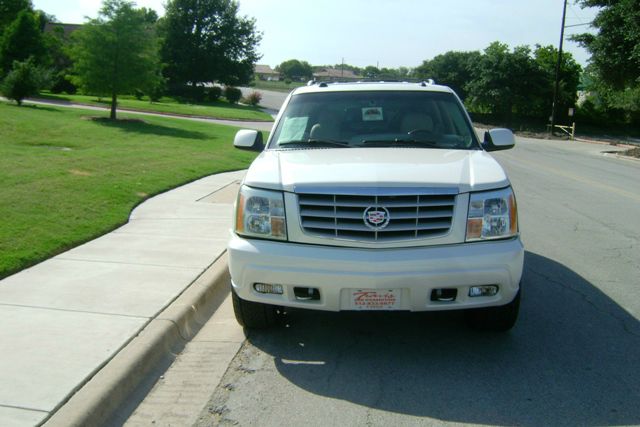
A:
[269,90,479,150]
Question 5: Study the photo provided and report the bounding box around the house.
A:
[313,67,362,82]
[254,64,280,81]
[44,23,82,39]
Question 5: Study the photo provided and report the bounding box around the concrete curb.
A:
[602,151,640,162]
[42,253,232,427]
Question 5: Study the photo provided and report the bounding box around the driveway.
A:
[239,87,289,114]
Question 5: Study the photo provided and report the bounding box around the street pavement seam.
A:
[195,179,241,202]
[53,256,206,270]
[0,303,150,319]
[0,404,48,414]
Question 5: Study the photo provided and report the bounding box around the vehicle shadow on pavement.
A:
[246,251,640,426]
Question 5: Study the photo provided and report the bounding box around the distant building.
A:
[44,22,82,38]
[313,67,361,81]
[254,64,280,81]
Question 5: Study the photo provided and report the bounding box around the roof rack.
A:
[306,78,437,86]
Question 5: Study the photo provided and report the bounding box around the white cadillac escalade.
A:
[228,81,524,331]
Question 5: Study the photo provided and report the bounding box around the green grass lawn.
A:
[34,92,274,121]
[0,101,260,279]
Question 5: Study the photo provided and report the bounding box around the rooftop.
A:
[313,68,361,79]
[43,22,82,38]
[254,64,278,75]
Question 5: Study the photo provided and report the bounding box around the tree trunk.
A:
[110,92,117,120]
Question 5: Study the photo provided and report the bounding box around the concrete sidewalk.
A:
[0,170,244,427]
[1,97,274,132]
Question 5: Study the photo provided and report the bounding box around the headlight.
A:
[235,186,287,240]
[466,187,518,242]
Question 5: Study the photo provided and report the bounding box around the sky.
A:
[32,0,600,68]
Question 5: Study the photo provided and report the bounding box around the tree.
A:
[140,7,158,24]
[466,42,546,122]
[0,57,48,105]
[363,65,380,79]
[415,51,480,100]
[0,9,46,75]
[276,59,312,81]
[67,0,161,120]
[44,23,76,93]
[396,66,413,79]
[572,0,640,122]
[331,63,363,76]
[161,0,261,91]
[532,45,581,121]
[0,0,32,35]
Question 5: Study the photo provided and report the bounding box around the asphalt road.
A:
[187,137,640,427]
[239,87,289,114]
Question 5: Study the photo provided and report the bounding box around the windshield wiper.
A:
[278,139,351,148]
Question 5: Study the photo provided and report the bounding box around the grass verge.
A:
[0,101,259,279]
[34,92,274,121]
[622,147,640,158]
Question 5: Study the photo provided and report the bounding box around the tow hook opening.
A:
[294,287,321,301]
[430,288,458,302]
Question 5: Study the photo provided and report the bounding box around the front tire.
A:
[231,287,277,329]
[464,289,521,332]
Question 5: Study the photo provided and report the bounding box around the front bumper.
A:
[228,233,524,312]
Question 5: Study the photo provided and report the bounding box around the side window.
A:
[440,100,474,145]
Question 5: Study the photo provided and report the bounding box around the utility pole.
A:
[550,0,568,135]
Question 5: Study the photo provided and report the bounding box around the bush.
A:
[207,85,222,101]
[167,82,188,98]
[1,59,49,105]
[245,90,262,106]
[148,83,165,102]
[224,86,242,104]
[146,76,166,103]
[50,74,77,94]
[149,86,164,102]
[133,88,144,100]
[188,85,206,102]
[284,78,292,85]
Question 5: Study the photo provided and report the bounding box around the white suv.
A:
[228,81,523,331]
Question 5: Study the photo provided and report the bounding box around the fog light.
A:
[469,285,499,297]
[293,287,321,301]
[254,283,284,295]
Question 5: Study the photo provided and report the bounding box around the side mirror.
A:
[483,128,515,152]
[233,129,264,151]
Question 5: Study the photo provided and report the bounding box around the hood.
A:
[243,148,509,194]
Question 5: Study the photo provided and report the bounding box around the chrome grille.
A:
[298,192,456,242]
